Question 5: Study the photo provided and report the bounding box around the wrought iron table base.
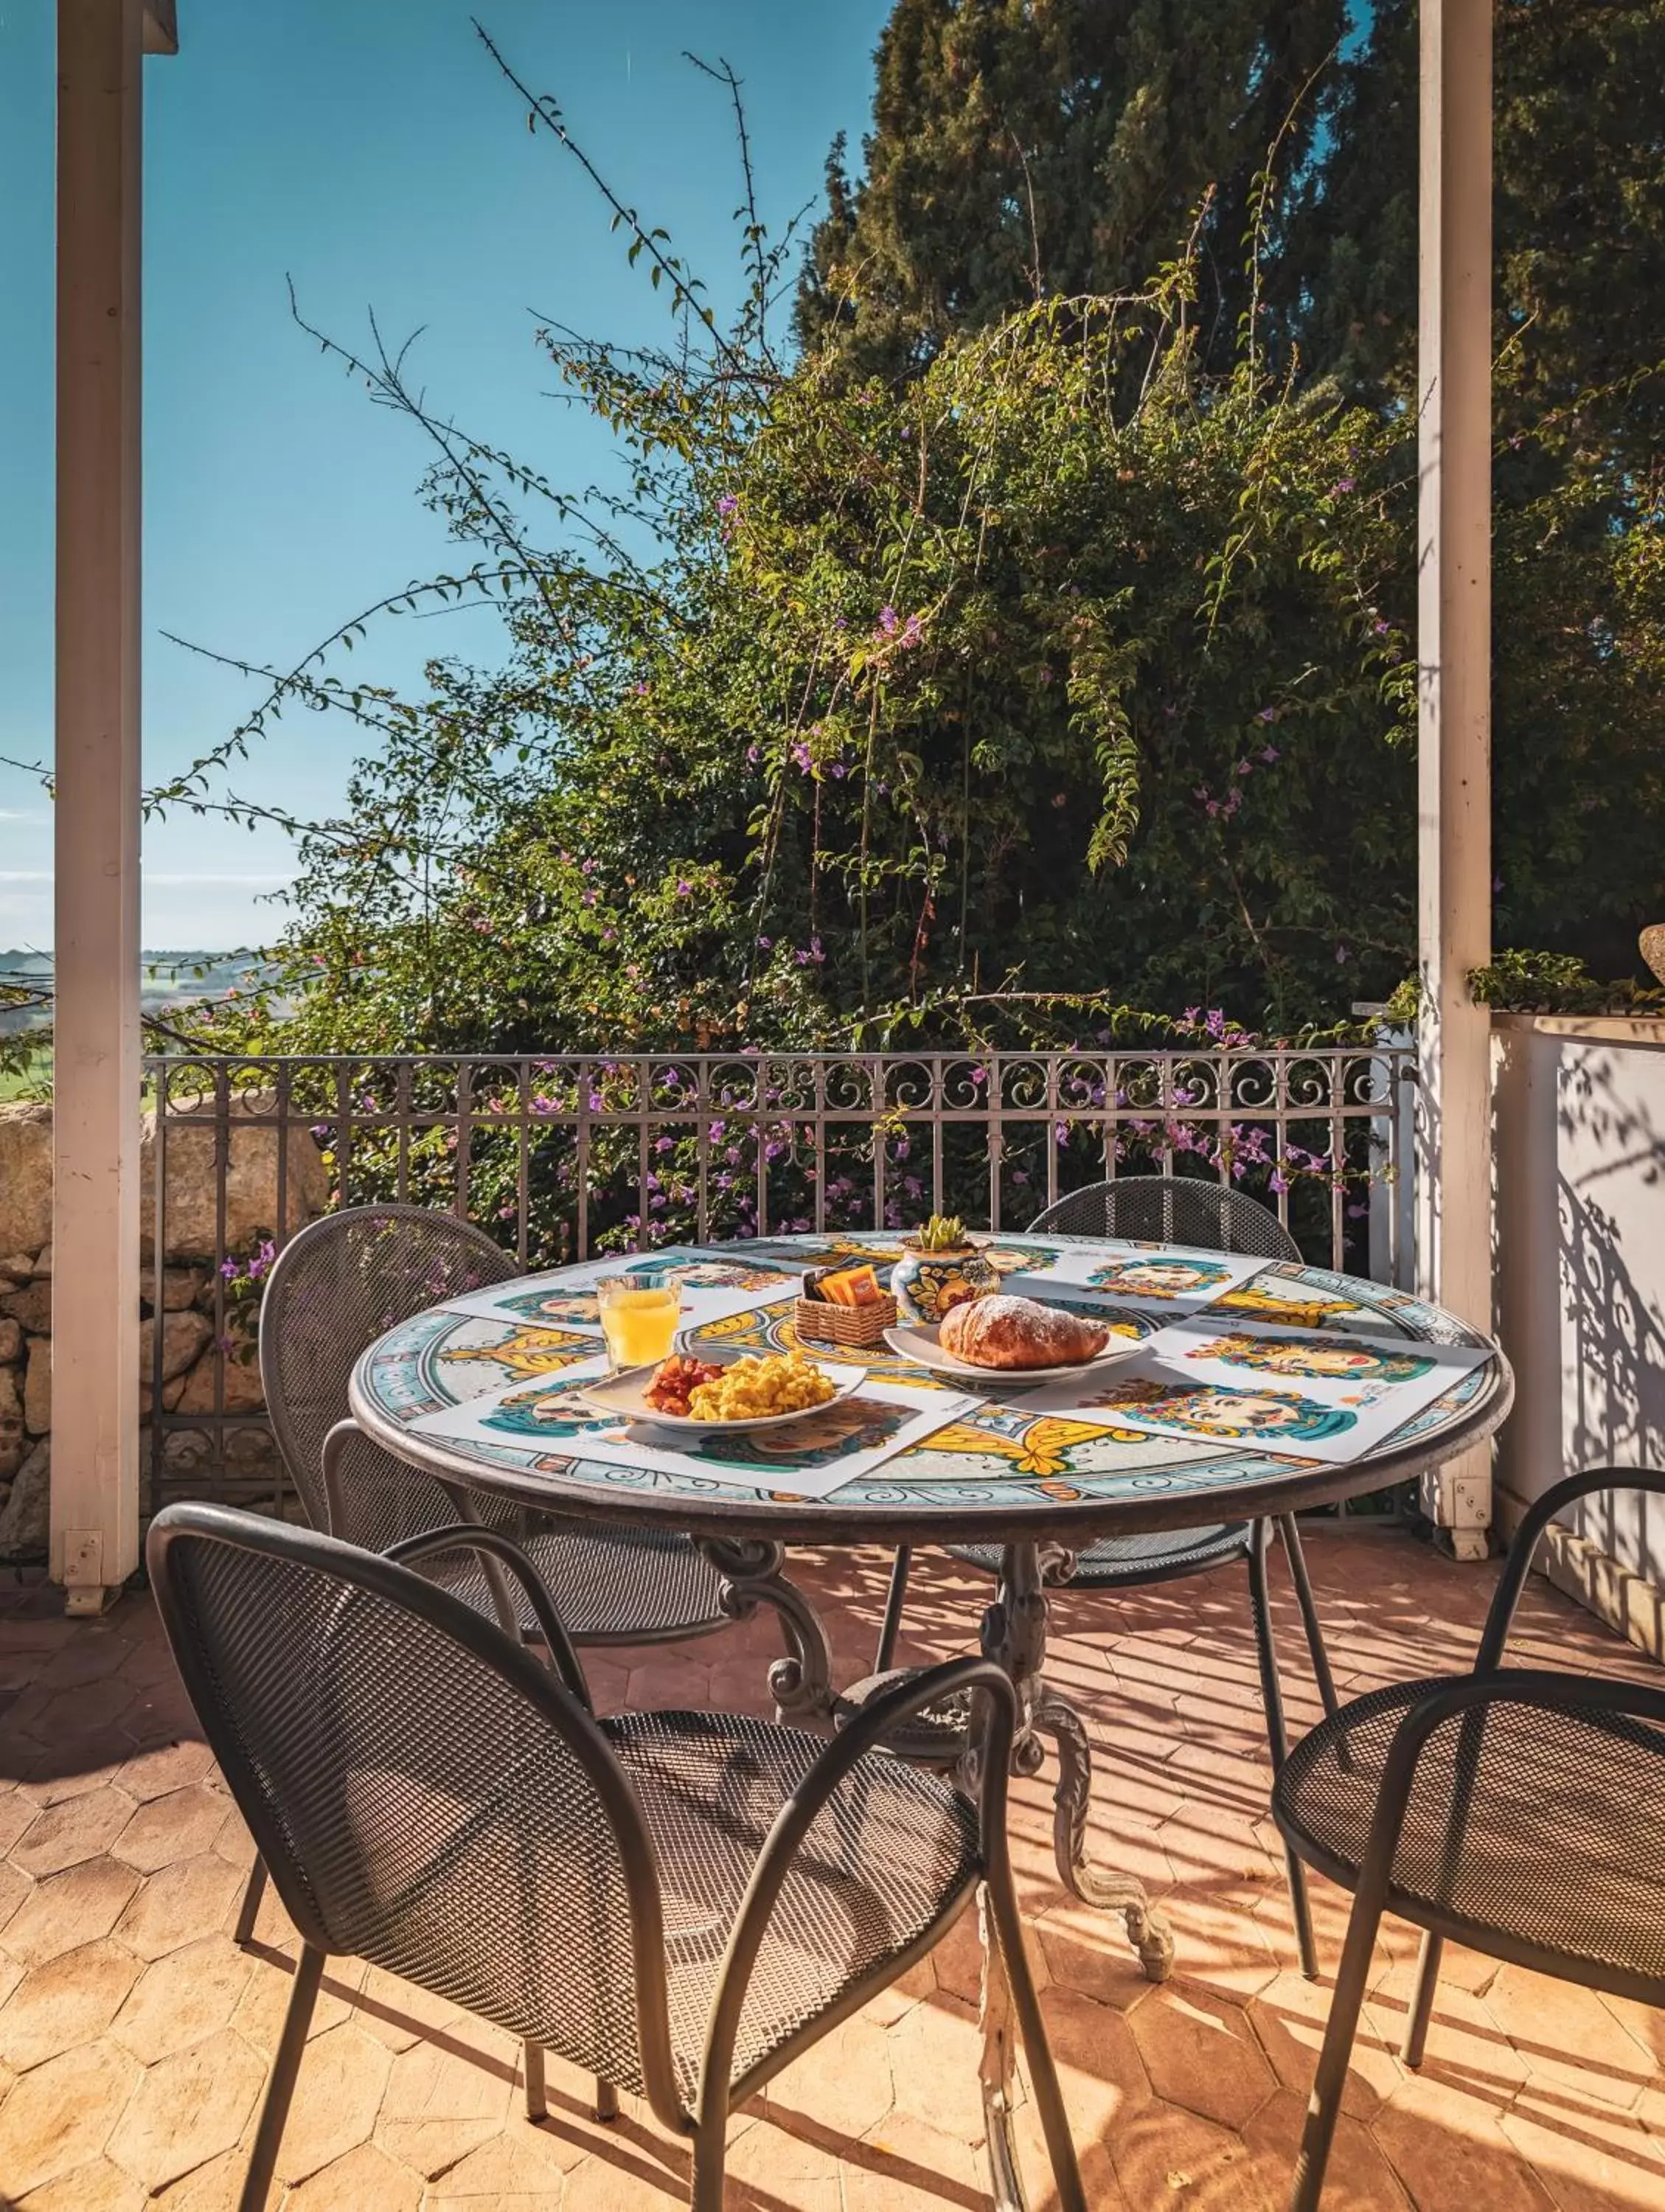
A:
[981,1541,1176,1983]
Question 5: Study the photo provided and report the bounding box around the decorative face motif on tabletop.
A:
[1187,1333,1433,1384]
[1086,1376,1357,1445]
[692,1399,906,1471]
[1085,1256,1235,1299]
[480,1382,621,1443]
[440,1325,594,1380]
[630,1257,791,1293]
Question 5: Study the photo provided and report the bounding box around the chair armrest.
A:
[386,1521,594,1713]
[1478,1464,1665,1667]
[695,1658,1017,2118]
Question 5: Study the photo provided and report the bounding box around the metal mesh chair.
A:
[873,1178,1343,1978]
[149,1504,1088,2212]
[238,1204,728,1947]
[257,1205,727,1643]
[1275,1466,1665,2212]
[1027,1175,1301,1256]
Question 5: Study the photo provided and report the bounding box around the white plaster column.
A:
[50,0,175,1610]
[1415,0,1494,1558]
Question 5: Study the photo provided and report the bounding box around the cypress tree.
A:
[1285,0,1665,469]
[795,0,1346,376]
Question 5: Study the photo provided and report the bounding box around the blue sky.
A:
[0,0,891,950]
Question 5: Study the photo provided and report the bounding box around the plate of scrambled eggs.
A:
[580,1346,866,1434]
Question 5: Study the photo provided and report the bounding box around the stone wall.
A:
[0,1096,330,1554]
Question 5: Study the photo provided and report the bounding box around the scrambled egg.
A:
[688,1351,837,1422]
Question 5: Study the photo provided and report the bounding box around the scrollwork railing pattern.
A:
[140,1043,1414,1510]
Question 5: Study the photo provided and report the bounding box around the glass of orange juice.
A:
[596,1276,681,1371]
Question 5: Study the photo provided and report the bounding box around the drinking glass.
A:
[596,1276,681,1371]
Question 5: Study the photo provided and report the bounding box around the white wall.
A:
[1492,1015,1665,1626]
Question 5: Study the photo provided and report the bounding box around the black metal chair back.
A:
[1029,1175,1299,1260]
[149,1502,673,2100]
[149,1503,1090,2212]
[257,1203,516,1534]
[1277,1464,1665,2211]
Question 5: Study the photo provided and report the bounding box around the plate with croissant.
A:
[884,1293,1143,1384]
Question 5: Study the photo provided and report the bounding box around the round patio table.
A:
[348,1231,1512,1991]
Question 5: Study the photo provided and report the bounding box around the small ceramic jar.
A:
[890,1240,1000,1324]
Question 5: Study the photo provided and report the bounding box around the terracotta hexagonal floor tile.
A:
[1127,1982,1277,2132]
[10,1786,136,1879]
[855,2107,984,2199]
[27,1638,136,1699]
[1361,1977,1530,2105]
[112,1853,243,1961]
[1107,2094,1279,2211]
[0,1781,37,1851]
[14,2156,148,2212]
[1005,2087,1132,2212]
[1369,2073,1559,2212]
[105,2031,268,2191]
[348,1963,473,2053]
[112,1737,215,1806]
[1035,1982,1148,2106]
[883,1992,987,2146]
[111,1785,229,1874]
[1239,2087,1411,2211]
[268,2022,394,2185]
[374,2013,515,2179]
[0,1938,141,2073]
[722,2111,847,2212]
[108,1936,255,2064]
[0,1857,140,1968]
[1150,1890,1284,2000]
[1481,1965,1658,2113]
[0,1855,32,1941]
[423,2126,589,2202]
[148,2147,247,2208]
[1245,1969,1402,2121]
[229,1947,362,2050]
[283,2139,424,2209]
[0,2040,142,2197]
[759,2014,897,2141]
[1501,2087,1665,2212]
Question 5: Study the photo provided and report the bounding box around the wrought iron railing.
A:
[141,1045,1415,1514]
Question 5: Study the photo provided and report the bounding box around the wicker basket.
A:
[794,1292,897,1349]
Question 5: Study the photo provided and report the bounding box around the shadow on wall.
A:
[1554,1039,1665,1593]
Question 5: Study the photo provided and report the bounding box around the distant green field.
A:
[0,1049,50,1104]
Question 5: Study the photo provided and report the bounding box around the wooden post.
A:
[1416,0,1494,1559]
[50,0,175,1612]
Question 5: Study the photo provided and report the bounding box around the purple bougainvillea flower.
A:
[675,879,692,896]
[1260,745,1280,764]
[877,605,899,636]
[717,494,738,515]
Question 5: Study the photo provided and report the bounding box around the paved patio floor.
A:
[0,1527,1660,2211]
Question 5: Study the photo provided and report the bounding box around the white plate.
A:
[574,1347,866,1436]
[883,1318,1144,1385]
